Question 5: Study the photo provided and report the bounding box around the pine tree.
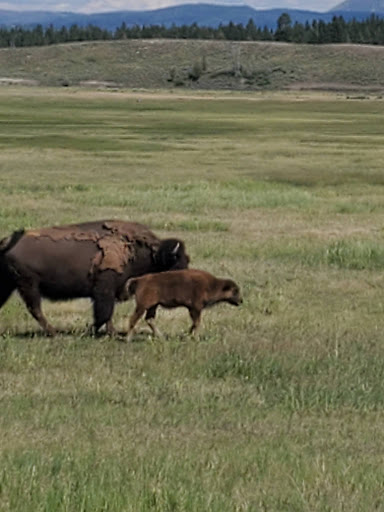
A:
[275,13,292,42]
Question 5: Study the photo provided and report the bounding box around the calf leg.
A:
[17,280,56,336]
[145,305,163,338]
[127,304,146,342]
[105,319,116,336]
[188,307,202,336]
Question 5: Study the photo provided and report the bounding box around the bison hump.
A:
[102,221,159,247]
[26,226,100,243]
[92,235,134,274]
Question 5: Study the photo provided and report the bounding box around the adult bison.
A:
[0,220,189,335]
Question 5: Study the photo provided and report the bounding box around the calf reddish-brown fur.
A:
[123,269,242,341]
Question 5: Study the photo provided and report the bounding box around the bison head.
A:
[155,238,190,271]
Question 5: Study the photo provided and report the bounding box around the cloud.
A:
[0,0,339,13]
[0,0,89,10]
[81,0,165,11]
[80,0,245,12]
[80,0,338,13]
[0,2,19,8]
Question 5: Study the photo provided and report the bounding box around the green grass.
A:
[2,87,384,511]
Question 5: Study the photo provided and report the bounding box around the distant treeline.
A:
[2,13,384,48]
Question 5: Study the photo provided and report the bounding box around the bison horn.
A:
[172,242,180,255]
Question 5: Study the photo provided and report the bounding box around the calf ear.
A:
[223,280,238,293]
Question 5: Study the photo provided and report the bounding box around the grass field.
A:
[1,87,384,511]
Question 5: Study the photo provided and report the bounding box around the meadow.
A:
[1,87,384,511]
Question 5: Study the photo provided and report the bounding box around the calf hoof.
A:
[105,327,117,337]
[105,320,116,337]
[126,330,135,343]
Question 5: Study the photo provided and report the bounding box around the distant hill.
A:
[1,4,384,32]
[1,39,384,93]
[331,0,384,12]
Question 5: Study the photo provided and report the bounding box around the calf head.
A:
[221,279,242,306]
[155,239,190,271]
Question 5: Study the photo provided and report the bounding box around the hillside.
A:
[1,39,384,92]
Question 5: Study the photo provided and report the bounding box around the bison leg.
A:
[92,295,115,334]
[145,306,163,338]
[127,304,146,342]
[188,307,202,335]
[17,281,56,336]
[92,271,117,334]
[0,273,16,310]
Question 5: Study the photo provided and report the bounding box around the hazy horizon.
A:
[0,0,340,14]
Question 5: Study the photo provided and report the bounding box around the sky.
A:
[0,1,340,13]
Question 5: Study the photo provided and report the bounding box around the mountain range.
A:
[0,2,383,31]
[331,0,384,11]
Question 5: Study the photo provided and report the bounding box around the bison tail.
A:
[0,229,24,254]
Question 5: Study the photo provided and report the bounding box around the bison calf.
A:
[122,269,242,341]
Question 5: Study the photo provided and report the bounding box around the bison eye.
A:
[223,284,231,292]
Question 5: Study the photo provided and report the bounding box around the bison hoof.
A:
[44,327,57,337]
